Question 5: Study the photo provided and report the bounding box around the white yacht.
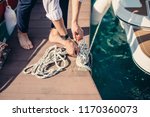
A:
[112,0,150,74]
[92,0,150,74]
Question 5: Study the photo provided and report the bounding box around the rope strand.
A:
[23,45,67,79]
[89,19,102,54]
[76,20,102,71]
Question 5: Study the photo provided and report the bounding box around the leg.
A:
[49,18,78,57]
[43,0,77,57]
[17,0,37,49]
[50,0,69,42]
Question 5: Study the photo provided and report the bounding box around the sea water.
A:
[90,1,150,100]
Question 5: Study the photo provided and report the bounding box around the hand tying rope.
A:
[76,17,102,71]
[76,38,91,71]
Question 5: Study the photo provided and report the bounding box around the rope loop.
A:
[23,45,68,79]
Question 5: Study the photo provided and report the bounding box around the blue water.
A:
[90,4,150,99]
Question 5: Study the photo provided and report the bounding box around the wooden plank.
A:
[0,94,100,100]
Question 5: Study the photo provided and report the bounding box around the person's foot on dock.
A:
[18,31,33,50]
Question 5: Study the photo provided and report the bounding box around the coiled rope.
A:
[23,21,101,79]
[23,45,67,79]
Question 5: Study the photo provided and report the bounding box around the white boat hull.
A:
[112,0,150,74]
[112,0,150,28]
[121,21,150,74]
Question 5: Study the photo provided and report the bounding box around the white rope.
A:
[76,19,102,71]
[76,38,91,71]
[89,19,102,54]
[23,45,67,79]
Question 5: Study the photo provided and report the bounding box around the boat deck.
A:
[0,0,101,100]
[112,0,150,28]
[134,28,150,57]
[126,0,147,16]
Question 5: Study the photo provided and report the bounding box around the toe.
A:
[18,32,33,50]
[27,40,33,49]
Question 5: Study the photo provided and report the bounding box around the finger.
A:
[75,32,79,40]
[79,29,84,37]
[74,46,79,55]
[69,50,76,57]
[72,31,76,39]
[76,35,82,41]
[76,47,80,54]
[73,51,77,57]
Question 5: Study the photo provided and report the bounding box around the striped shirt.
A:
[43,0,83,21]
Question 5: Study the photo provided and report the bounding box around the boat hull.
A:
[112,0,150,74]
[112,0,150,28]
[121,21,150,74]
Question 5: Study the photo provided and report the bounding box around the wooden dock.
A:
[0,0,101,100]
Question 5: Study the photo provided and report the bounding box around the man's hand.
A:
[71,22,84,41]
[64,39,79,57]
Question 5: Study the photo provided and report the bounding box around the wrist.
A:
[60,34,70,40]
[72,20,78,25]
[60,34,71,46]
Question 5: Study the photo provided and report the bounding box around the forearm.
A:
[72,0,82,24]
[52,18,68,36]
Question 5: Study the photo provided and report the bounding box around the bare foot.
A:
[18,31,33,50]
[49,28,60,43]
[49,28,79,57]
